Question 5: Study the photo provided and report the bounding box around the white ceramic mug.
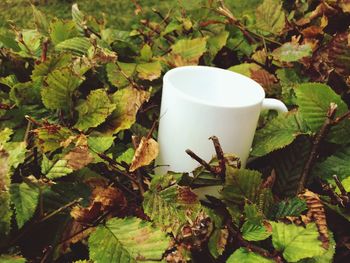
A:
[156,66,287,174]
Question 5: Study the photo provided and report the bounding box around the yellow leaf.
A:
[129,137,159,172]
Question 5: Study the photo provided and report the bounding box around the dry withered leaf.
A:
[59,220,95,253]
[250,68,279,96]
[129,137,159,172]
[0,150,9,192]
[301,26,323,38]
[71,185,127,224]
[64,145,94,170]
[177,187,198,204]
[299,190,329,249]
[261,169,276,189]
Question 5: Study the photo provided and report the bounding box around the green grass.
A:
[0,0,175,30]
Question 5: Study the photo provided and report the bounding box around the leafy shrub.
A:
[0,1,350,262]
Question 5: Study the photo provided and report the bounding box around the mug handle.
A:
[262,98,288,113]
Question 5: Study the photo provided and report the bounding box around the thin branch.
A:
[185,149,218,174]
[115,62,139,88]
[297,103,338,194]
[333,175,348,197]
[41,38,49,63]
[25,115,42,127]
[331,110,350,126]
[38,198,82,223]
[96,152,139,185]
[140,19,175,44]
[226,219,282,262]
[209,136,226,179]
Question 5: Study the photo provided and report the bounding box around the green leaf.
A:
[31,5,49,34]
[143,174,202,234]
[49,20,79,45]
[10,182,39,228]
[0,255,26,263]
[16,30,42,58]
[31,54,72,80]
[299,231,335,263]
[0,152,12,236]
[272,136,311,197]
[251,112,304,157]
[116,148,135,165]
[106,62,136,88]
[10,81,41,106]
[74,89,116,131]
[272,197,308,219]
[272,42,312,62]
[136,61,162,81]
[0,75,19,89]
[5,142,27,169]
[312,145,350,190]
[227,248,274,263]
[228,63,261,77]
[169,37,207,66]
[241,221,271,241]
[207,31,229,57]
[44,159,73,180]
[100,86,150,134]
[0,32,21,52]
[295,83,350,144]
[222,167,262,205]
[88,217,171,263]
[271,222,326,262]
[87,135,114,153]
[255,0,285,35]
[276,68,308,105]
[34,125,74,153]
[42,181,91,212]
[41,68,84,110]
[55,37,92,55]
[0,128,13,145]
[140,44,152,61]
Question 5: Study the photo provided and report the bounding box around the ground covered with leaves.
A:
[1,0,350,262]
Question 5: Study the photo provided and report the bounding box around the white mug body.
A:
[156,66,287,174]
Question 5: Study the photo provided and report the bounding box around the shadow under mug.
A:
[156,66,287,176]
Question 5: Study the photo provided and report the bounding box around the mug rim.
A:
[163,65,266,109]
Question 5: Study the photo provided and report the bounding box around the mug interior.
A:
[163,66,265,108]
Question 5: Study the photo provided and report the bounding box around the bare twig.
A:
[185,149,218,174]
[297,103,338,194]
[41,38,49,63]
[226,219,282,262]
[152,8,170,24]
[25,115,42,127]
[332,111,350,126]
[209,136,226,179]
[38,198,82,223]
[115,62,139,88]
[333,175,349,197]
[140,19,175,44]
[97,152,139,185]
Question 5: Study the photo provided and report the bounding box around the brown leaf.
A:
[70,185,127,224]
[0,150,9,192]
[339,0,350,13]
[299,190,329,249]
[261,169,276,189]
[59,220,95,253]
[129,137,159,172]
[250,68,279,96]
[301,26,323,38]
[177,187,198,204]
[64,145,94,170]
